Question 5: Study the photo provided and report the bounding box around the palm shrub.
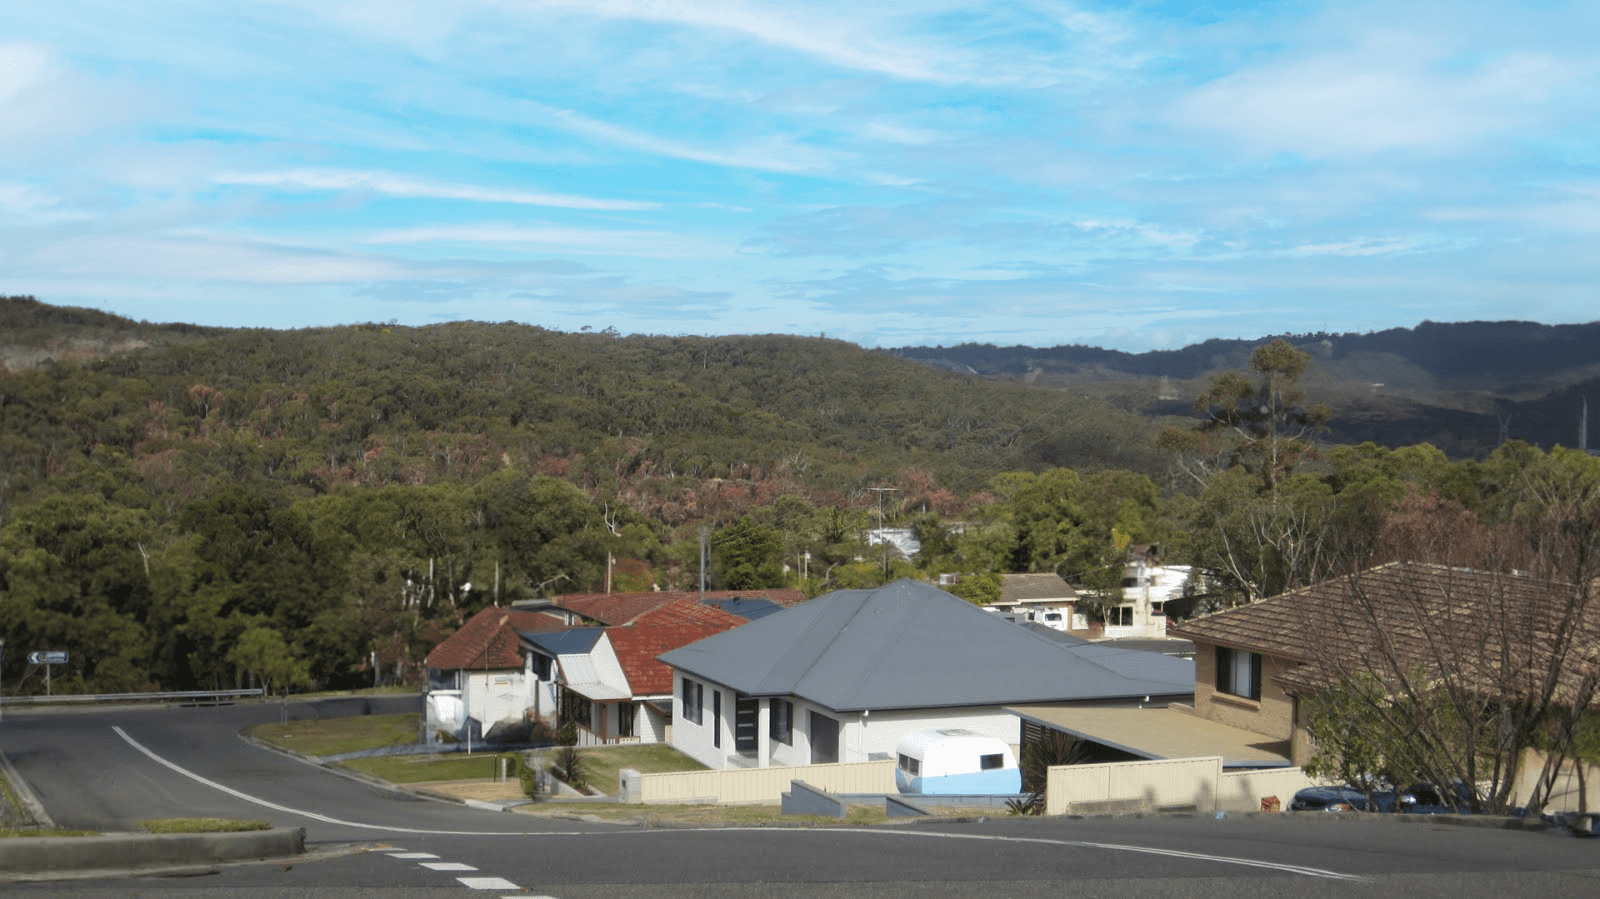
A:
[550,745,586,793]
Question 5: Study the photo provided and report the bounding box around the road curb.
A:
[0,749,55,829]
[0,827,306,880]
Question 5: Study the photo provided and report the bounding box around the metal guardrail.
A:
[0,688,266,705]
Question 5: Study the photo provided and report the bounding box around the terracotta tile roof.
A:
[552,588,808,625]
[425,607,567,670]
[1000,573,1077,603]
[551,592,679,626]
[607,598,751,696]
[1169,561,1599,699]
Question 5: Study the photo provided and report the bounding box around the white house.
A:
[423,607,566,741]
[521,597,754,747]
[659,579,1194,771]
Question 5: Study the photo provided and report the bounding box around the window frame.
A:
[1215,647,1263,701]
[769,698,794,745]
[681,678,703,725]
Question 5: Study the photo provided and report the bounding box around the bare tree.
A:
[1300,486,1600,815]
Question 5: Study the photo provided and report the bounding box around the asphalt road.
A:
[5,698,1600,897]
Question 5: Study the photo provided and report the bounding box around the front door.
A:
[734,696,759,754]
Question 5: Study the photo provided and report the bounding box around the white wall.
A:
[672,674,1027,771]
[672,671,724,769]
[459,667,530,733]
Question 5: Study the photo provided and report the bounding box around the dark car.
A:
[1290,782,1469,814]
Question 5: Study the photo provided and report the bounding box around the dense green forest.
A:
[4,296,1599,697]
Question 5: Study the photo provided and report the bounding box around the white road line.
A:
[113,725,551,835]
[421,861,477,871]
[386,852,439,859]
[457,876,521,889]
[112,726,1363,880]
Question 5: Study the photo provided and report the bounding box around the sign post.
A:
[27,651,68,697]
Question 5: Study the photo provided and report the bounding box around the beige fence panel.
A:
[1046,757,1223,816]
[636,760,897,805]
[1216,767,1315,812]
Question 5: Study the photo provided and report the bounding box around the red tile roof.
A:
[425,607,567,670]
[551,588,808,625]
[607,598,751,696]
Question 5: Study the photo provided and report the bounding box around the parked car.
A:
[1290,782,1470,814]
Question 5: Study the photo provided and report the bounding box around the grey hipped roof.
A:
[659,579,1193,712]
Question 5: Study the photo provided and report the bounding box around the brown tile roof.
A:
[607,598,751,696]
[1000,573,1077,603]
[552,588,808,625]
[425,607,567,670]
[1170,561,1599,699]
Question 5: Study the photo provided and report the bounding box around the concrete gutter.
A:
[0,827,306,881]
[0,749,54,829]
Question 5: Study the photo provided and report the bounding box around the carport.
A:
[1008,704,1293,769]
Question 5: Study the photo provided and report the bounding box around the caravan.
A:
[894,728,1021,795]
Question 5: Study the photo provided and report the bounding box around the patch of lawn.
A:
[339,752,521,784]
[0,828,99,838]
[574,744,707,796]
[139,818,271,834]
[250,712,421,757]
[514,801,891,827]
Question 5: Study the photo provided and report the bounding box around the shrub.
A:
[550,745,585,792]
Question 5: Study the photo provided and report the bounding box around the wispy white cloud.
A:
[214,169,661,210]
[361,223,729,258]
[1170,30,1586,158]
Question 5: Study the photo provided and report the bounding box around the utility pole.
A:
[699,525,709,600]
[866,487,901,585]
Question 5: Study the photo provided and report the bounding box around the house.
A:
[985,573,1079,631]
[1106,545,1190,640]
[1165,561,1592,768]
[659,578,1194,772]
[524,597,750,746]
[426,588,799,743]
[423,607,568,742]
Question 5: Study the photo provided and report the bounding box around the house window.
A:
[980,753,1005,770]
[1216,647,1262,701]
[558,687,592,729]
[681,678,703,725]
[898,754,920,776]
[770,699,794,745]
[530,654,551,680]
[809,711,839,764]
[712,690,723,749]
[616,701,635,738]
[1107,606,1134,627]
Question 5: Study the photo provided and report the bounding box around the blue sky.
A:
[3,1,1596,352]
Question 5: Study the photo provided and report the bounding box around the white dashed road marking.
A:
[456,876,521,889]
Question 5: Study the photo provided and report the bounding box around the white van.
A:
[894,728,1021,795]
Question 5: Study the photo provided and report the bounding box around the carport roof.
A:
[1007,705,1293,768]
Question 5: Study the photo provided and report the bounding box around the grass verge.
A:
[339,752,521,784]
[573,744,707,796]
[138,818,272,834]
[250,712,421,757]
[0,828,98,838]
[513,801,895,826]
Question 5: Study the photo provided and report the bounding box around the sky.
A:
[2,1,1597,353]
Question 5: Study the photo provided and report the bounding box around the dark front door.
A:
[734,696,759,753]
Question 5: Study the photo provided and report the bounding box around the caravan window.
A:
[980,753,1005,770]
[898,754,920,776]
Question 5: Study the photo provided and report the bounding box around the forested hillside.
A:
[892,320,1600,455]
[6,296,1599,701]
[0,296,1164,695]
